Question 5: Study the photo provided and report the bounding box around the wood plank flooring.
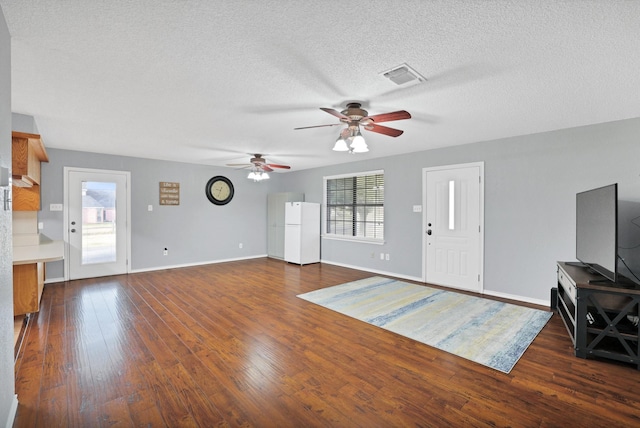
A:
[13,258,640,427]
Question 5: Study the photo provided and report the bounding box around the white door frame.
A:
[63,167,132,281]
[421,162,484,291]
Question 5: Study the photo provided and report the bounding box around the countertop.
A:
[13,236,65,265]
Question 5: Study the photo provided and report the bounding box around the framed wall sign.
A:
[160,182,180,205]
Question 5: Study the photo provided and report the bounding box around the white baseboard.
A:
[45,255,550,308]
[319,259,423,283]
[44,255,268,282]
[482,289,549,308]
[129,254,268,274]
[5,394,18,428]
[320,260,550,308]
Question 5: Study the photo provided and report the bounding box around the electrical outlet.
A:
[385,253,390,261]
[163,248,168,256]
[148,205,153,211]
[380,253,385,260]
[239,243,243,249]
[38,222,44,230]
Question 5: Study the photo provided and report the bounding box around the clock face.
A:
[205,176,234,205]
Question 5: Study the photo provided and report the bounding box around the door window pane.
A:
[82,181,117,264]
[449,180,455,230]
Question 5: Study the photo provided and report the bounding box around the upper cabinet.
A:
[12,132,49,211]
[12,132,48,186]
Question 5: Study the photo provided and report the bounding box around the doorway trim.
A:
[63,167,132,281]
[421,161,485,291]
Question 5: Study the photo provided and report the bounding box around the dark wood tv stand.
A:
[556,262,640,369]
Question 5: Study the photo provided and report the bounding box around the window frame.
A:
[323,169,385,244]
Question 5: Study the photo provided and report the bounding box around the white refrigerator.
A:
[284,202,320,265]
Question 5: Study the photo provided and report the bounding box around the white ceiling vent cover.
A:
[380,63,426,87]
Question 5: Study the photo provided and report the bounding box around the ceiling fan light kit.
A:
[296,102,411,154]
[333,127,369,153]
[332,137,349,152]
[248,169,269,181]
[350,133,368,153]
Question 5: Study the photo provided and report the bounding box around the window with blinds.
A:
[324,171,384,241]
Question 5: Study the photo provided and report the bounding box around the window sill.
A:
[321,235,385,245]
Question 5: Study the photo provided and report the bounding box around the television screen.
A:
[576,183,618,283]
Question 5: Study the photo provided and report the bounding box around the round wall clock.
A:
[205,176,234,205]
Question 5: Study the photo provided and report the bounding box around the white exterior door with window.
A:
[64,167,130,280]
[423,163,483,292]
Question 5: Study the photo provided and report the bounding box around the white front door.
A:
[423,163,483,292]
[65,168,130,280]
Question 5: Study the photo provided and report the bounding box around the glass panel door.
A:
[81,181,117,264]
[67,169,129,280]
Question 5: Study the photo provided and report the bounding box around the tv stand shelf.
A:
[557,262,640,369]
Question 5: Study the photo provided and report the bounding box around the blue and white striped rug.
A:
[297,276,552,373]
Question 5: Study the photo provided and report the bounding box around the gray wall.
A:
[11,112,38,134]
[0,5,16,425]
[40,149,276,278]
[270,118,640,304]
[40,118,640,306]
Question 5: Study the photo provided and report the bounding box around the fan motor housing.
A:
[342,103,368,121]
[250,154,265,164]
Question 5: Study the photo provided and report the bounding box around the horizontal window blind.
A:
[325,172,384,240]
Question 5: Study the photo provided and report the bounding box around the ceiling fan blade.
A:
[320,107,350,121]
[266,164,291,169]
[362,110,411,123]
[363,123,404,137]
[294,123,342,130]
[261,165,274,172]
[226,163,252,167]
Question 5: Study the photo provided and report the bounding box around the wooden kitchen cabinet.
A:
[13,262,45,316]
[12,131,49,210]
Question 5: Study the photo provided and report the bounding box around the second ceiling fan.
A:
[226,154,291,172]
[226,154,290,181]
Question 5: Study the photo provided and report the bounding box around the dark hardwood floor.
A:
[13,258,640,427]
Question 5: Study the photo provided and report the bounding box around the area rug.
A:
[297,276,552,373]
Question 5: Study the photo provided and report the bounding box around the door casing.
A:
[421,162,484,292]
[63,167,132,281]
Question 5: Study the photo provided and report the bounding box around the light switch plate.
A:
[413,205,422,212]
[50,203,63,211]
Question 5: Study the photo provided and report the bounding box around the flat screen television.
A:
[576,183,618,283]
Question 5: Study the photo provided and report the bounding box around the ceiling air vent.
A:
[380,63,426,87]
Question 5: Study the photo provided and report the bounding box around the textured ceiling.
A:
[2,1,640,172]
